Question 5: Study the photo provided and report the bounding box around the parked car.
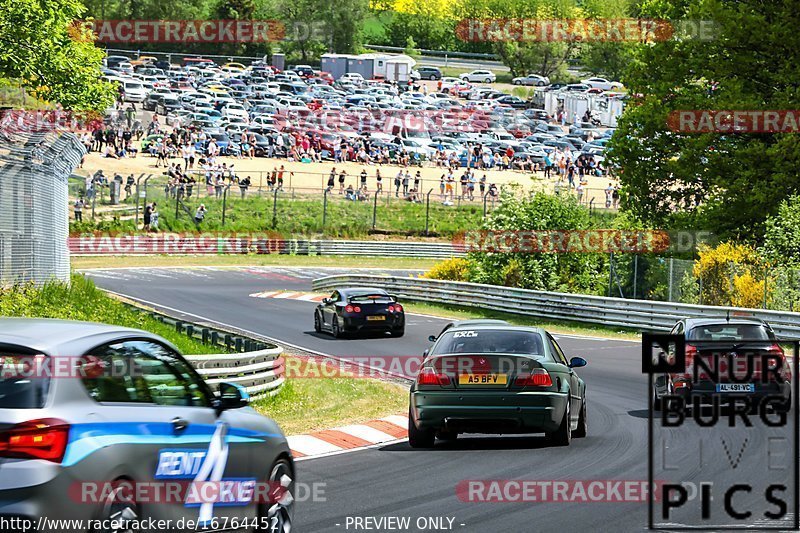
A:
[512,74,550,86]
[581,77,624,91]
[416,66,443,80]
[460,70,496,83]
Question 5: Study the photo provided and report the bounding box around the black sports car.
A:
[314,288,405,338]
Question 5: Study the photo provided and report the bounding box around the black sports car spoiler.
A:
[347,293,397,303]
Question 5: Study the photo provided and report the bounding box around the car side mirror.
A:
[216,382,249,413]
[428,335,437,342]
[568,357,587,368]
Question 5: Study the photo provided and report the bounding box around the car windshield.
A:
[431,330,545,356]
[688,324,774,341]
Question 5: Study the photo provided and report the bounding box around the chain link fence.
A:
[607,254,800,312]
[0,131,84,285]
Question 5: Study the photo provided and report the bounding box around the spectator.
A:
[338,169,346,194]
[612,185,620,209]
[143,203,152,231]
[73,197,84,222]
[394,170,402,197]
[345,184,356,201]
[327,167,336,192]
[375,169,383,193]
[194,204,207,225]
[239,176,251,198]
[605,182,614,208]
[150,204,159,232]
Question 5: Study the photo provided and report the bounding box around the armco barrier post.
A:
[211,331,219,346]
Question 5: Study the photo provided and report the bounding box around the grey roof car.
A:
[0,318,294,532]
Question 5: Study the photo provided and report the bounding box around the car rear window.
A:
[0,346,49,409]
[431,330,545,357]
[688,324,774,341]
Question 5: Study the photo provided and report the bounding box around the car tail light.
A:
[395,304,403,312]
[388,305,395,313]
[514,368,552,387]
[344,305,361,313]
[768,343,792,382]
[0,418,70,463]
[416,367,451,386]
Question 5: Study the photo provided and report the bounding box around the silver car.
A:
[0,318,294,532]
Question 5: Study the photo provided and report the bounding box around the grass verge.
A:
[252,366,408,435]
[405,301,641,341]
[71,254,439,270]
[0,275,219,354]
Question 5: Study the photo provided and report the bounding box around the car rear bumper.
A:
[343,316,404,332]
[672,380,791,405]
[410,390,567,433]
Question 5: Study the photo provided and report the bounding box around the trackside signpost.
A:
[643,333,799,530]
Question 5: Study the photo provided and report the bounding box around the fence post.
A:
[271,188,279,229]
[633,254,638,299]
[322,187,330,232]
[175,193,180,220]
[134,176,142,227]
[483,191,490,217]
[668,257,674,302]
[372,191,379,229]
[222,184,231,226]
[425,188,434,236]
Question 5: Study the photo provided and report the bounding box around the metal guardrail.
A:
[137,305,285,397]
[312,275,800,338]
[70,237,465,259]
[186,348,285,398]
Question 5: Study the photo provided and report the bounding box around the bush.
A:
[466,190,607,293]
[694,242,766,308]
[423,257,469,281]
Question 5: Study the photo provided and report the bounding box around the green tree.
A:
[608,0,800,241]
[0,0,114,110]
[467,189,607,293]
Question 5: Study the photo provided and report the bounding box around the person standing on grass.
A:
[239,176,250,198]
[413,171,420,192]
[439,175,446,201]
[143,203,152,231]
[194,204,206,226]
[376,169,383,193]
[402,169,410,196]
[612,185,620,209]
[394,170,402,197]
[327,167,336,192]
[277,166,285,190]
[73,197,84,222]
[605,182,614,208]
[338,169,347,194]
[360,169,368,189]
[150,203,159,232]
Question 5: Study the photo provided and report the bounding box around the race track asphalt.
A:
[84,266,796,532]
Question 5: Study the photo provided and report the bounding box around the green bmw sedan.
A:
[409,324,588,448]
